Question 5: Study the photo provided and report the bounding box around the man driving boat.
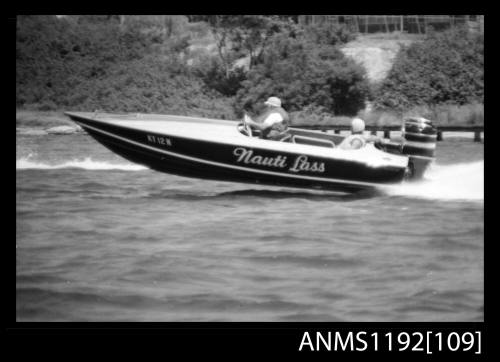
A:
[339,117,382,150]
[244,96,290,141]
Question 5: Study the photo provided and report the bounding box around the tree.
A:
[374,26,484,110]
[16,15,211,113]
[234,33,370,117]
[204,15,295,76]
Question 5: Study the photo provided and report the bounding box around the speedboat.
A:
[64,112,436,194]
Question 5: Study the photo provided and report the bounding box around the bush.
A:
[69,56,236,119]
[16,15,161,109]
[16,15,236,118]
[16,16,365,123]
[192,55,247,96]
[374,26,483,110]
[234,34,370,118]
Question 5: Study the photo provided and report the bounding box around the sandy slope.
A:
[341,33,423,82]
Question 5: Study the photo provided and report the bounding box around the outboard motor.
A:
[402,117,437,179]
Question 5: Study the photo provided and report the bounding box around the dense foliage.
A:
[234,31,370,117]
[191,15,299,97]
[374,26,484,110]
[17,15,368,119]
[16,15,235,118]
[17,16,482,123]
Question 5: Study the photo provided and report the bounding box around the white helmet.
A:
[264,96,281,108]
[351,118,365,133]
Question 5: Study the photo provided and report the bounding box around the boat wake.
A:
[380,161,484,201]
[16,153,484,202]
[16,155,148,171]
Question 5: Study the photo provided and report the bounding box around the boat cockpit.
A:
[237,117,345,149]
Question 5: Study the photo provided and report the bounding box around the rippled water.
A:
[16,132,484,321]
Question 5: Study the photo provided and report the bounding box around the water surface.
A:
[16,132,484,321]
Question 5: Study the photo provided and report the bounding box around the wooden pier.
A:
[294,125,484,142]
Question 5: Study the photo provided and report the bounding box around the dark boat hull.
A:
[66,113,408,194]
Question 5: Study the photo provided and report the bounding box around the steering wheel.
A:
[238,115,253,137]
[373,139,386,151]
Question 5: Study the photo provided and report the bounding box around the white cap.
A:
[351,118,365,133]
[264,97,281,108]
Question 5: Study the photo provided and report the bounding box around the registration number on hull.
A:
[147,135,172,146]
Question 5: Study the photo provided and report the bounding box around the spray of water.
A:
[16,155,147,171]
[380,161,484,201]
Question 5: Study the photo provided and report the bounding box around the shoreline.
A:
[16,109,484,132]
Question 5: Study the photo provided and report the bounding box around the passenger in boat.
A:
[244,97,290,141]
[339,118,382,150]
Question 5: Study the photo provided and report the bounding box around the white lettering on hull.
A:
[147,135,172,146]
[233,147,325,174]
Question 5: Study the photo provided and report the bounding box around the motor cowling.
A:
[402,117,437,179]
[403,117,437,157]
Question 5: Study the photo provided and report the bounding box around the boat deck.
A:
[103,115,241,142]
